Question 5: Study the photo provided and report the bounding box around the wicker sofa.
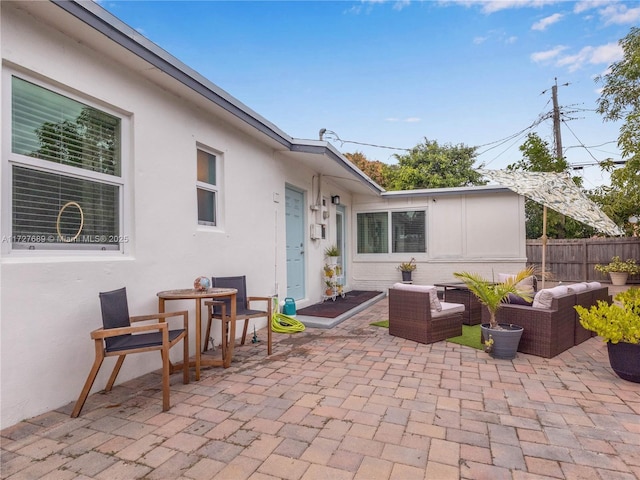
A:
[482,282,611,358]
[388,283,464,344]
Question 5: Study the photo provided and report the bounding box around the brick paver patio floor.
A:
[2,296,639,479]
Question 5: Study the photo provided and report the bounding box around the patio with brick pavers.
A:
[2,295,639,479]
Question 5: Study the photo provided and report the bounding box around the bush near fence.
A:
[526,237,640,284]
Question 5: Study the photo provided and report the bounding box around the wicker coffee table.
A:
[434,282,482,325]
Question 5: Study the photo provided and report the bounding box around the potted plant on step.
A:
[454,267,535,359]
[575,287,640,383]
[594,256,640,286]
[398,258,417,282]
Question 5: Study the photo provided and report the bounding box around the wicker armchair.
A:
[485,292,576,358]
[388,286,464,344]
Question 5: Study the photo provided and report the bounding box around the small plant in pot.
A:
[453,267,535,359]
[575,287,640,383]
[594,256,640,286]
[398,258,417,282]
[324,244,340,265]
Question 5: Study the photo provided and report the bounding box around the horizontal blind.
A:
[11,76,120,176]
[392,211,426,253]
[12,166,119,248]
[357,212,388,254]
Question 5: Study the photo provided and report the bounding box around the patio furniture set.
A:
[71,276,271,418]
[388,279,612,359]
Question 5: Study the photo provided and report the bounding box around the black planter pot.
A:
[607,342,640,383]
[480,323,524,360]
[401,271,412,282]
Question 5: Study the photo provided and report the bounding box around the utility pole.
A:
[541,78,569,278]
[552,78,563,160]
[549,77,569,161]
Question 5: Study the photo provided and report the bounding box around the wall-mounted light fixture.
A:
[331,195,340,205]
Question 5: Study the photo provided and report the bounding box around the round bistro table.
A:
[157,287,237,380]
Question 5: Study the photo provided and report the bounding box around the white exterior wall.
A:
[0,5,343,428]
[0,3,527,429]
[349,192,527,291]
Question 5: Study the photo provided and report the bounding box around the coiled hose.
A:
[271,298,305,334]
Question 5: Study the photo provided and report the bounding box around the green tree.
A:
[594,26,640,235]
[386,138,485,190]
[507,133,595,239]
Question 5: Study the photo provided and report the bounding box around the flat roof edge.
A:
[381,185,515,198]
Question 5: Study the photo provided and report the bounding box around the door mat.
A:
[370,322,483,350]
[296,290,383,318]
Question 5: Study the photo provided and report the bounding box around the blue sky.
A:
[99,0,639,188]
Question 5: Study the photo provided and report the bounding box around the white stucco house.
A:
[0,0,526,429]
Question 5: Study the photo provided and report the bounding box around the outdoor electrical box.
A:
[310,224,322,240]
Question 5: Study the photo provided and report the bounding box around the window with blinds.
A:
[357,210,427,254]
[9,76,123,250]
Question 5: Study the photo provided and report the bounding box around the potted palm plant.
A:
[454,267,535,359]
[397,258,417,282]
[575,287,640,383]
[594,256,640,286]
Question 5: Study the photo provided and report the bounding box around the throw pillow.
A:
[498,273,535,295]
[391,283,442,312]
[532,285,569,309]
[567,283,589,294]
[506,293,533,306]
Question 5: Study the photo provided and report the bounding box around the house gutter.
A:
[50,1,383,196]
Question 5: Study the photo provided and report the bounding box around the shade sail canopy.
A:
[478,169,624,236]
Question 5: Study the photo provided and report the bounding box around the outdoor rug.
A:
[370,321,483,350]
[297,290,384,318]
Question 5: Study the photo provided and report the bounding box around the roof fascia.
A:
[52,0,293,149]
[381,185,514,199]
[50,1,383,197]
[290,141,384,195]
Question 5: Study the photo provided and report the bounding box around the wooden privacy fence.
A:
[526,237,640,284]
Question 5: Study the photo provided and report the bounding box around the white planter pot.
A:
[326,256,338,266]
[609,272,628,286]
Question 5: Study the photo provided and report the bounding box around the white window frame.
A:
[355,208,428,257]
[1,69,129,256]
[196,144,222,228]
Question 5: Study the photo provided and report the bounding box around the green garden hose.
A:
[271,298,305,334]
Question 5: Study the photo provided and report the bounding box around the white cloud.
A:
[385,117,421,123]
[473,29,518,45]
[532,13,564,30]
[573,0,610,14]
[392,0,411,11]
[599,3,640,25]
[589,42,624,64]
[531,45,567,63]
[478,0,560,14]
[537,42,623,72]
